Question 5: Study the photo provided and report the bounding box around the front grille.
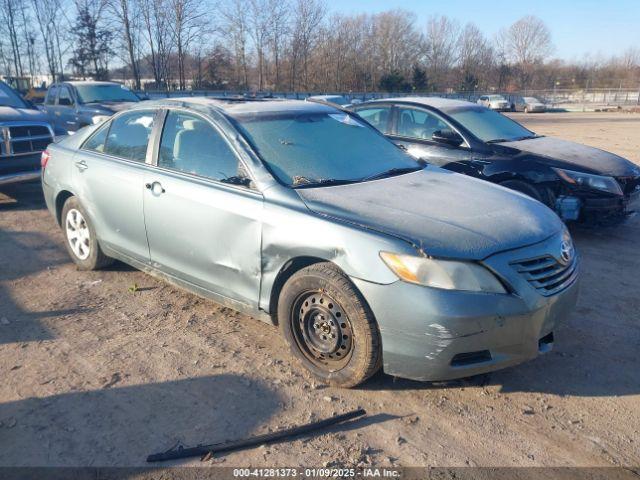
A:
[616,176,640,195]
[511,254,578,296]
[1,123,53,157]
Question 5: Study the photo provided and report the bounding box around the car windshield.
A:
[230,110,420,187]
[75,84,140,104]
[523,97,540,103]
[489,95,506,101]
[0,81,28,108]
[447,106,536,143]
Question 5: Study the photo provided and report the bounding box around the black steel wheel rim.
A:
[290,291,354,371]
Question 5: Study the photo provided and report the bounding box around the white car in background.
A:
[477,94,510,111]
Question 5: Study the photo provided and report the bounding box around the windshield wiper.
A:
[361,166,422,182]
[487,134,543,144]
[291,176,360,188]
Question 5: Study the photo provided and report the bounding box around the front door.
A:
[143,109,263,306]
[389,106,473,168]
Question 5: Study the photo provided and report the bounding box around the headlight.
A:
[553,168,623,195]
[379,252,506,293]
[91,115,110,125]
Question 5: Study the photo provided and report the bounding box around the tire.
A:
[524,107,529,113]
[61,196,113,270]
[499,179,545,201]
[278,262,381,388]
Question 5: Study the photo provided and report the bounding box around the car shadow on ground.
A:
[0,373,381,467]
[0,182,97,344]
[0,181,46,212]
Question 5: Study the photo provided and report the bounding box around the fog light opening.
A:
[538,332,554,353]
[450,350,492,367]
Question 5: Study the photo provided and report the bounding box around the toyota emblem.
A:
[560,238,574,265]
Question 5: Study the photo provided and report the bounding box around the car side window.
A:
[82,123,109,153]
[354,106,392,134]
[103,110,155,162]
[57,86,73,106]
[45,86,58,105]
[396,107,450,141]
[158,111,244,184]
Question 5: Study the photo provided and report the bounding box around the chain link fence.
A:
[138,87,640,111]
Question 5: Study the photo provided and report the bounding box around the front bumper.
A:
[352,235,580,382]
[564,190,640,223]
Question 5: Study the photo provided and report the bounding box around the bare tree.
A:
[498,15,553,87]
[267,0,289,90]
[289,0,325,90]
[108,0,142,89]
[219,0,250,89]
[31,0,64,81]
[424,15,459,90]
[140,0,173,88]
[169,0,206,90]
[457,23,493,90]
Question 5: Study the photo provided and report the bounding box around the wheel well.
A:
[268,256,328,323]
[55,190,74,226]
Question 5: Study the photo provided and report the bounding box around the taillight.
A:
[41,150,50,169]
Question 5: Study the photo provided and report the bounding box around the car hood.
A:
[498,136,638,177]
[297,167,562,260]
[0,106,49,123]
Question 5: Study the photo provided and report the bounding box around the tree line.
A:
[1,0,639,93]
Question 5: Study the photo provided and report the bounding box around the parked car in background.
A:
[42,81,140,134]
[0,80,57,185]
[352,97,640,224]
[513,96,547,113]
[477,94,510,111]
[42,98,578,387]
[306,94,352,107]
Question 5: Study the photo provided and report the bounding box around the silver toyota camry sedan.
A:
[41,98,579,387]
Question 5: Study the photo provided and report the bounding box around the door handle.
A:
[75,160,88,171]
[145,181,165,194]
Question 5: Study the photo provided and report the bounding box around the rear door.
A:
[143,108,263,306]
[74,109,158,262]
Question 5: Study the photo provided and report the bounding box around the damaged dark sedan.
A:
[352,97,640,224]
[42,98,579,387]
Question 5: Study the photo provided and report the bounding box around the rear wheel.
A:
[278,262,381,388]
[61,196,113,270]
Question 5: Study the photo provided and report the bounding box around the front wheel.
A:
[278,262,381,388]
[61,196,113,270]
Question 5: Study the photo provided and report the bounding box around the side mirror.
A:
[432,129,464,147]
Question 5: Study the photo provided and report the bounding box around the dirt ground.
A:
[0,112,639,470]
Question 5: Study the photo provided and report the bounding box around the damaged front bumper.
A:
[556,190,640,224]
[352,235,580,382]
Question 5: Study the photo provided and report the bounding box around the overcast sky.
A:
[333,0,640,60]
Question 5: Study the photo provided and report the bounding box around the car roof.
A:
[362,96,476,111]
[135,97,337,116]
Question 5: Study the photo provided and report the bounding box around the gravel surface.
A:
[0,112,638,468]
